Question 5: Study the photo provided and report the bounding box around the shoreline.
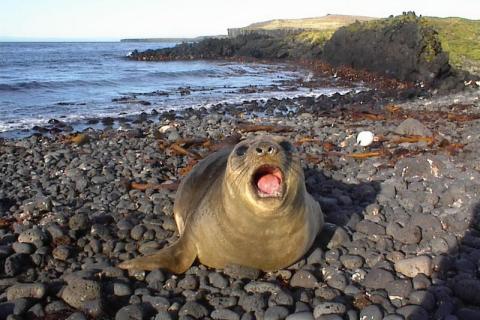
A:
[0,58,366,140]
[0,74,479,318]
[2,12,480,320]
[3,36,476,140]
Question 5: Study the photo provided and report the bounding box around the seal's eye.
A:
[279,141,294,153]
[235,145,248,156]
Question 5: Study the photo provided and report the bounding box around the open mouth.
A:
[252,165,284,198]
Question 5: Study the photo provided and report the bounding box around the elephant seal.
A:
[118,135,323,273]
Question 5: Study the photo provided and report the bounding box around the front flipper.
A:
[118,235,197,274]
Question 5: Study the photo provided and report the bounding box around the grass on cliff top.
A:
[245,14,376,31]
[240,13,480,73]
[424,17,480,71]
[291,29,336,46]
[293,13,480,73]
[344,13,480,73]
[343,12,420,31]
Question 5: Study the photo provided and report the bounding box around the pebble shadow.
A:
[430,201,480,319]
[303,166,380,253]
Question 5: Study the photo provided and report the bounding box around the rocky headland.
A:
[128,14,478,90]
[1,12,480,320]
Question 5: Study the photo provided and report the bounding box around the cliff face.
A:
[227,14,377,37]
[322,15,451,83]
[128,14,476,87]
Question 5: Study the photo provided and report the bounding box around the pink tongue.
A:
[257,174,281,194]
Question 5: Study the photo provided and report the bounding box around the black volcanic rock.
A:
[127,13,478,91]
[128,33,320,61]
[322,13,450,84]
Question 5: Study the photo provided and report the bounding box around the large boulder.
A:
[322,13,451,83]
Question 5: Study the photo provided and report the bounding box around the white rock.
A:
[159,125,174,133]
[394,256,432,277]
[356,131,374,147]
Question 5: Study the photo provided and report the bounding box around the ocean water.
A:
[0,42,350,136]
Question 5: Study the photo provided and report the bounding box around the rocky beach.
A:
[1,12,480,320]
[1,78,480,319]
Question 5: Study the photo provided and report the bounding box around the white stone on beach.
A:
[356,131,375,146]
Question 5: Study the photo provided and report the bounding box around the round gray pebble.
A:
[66,312,88,320]
[359,305,383,320]
[382,315,404,320]
[142,295,170,312]
[286,312,314,320]
[211,308,240,320]
[313,302,346,317]
[130,225,146,240]
[340,254,364,269]
[18,228,48,245]
[290,270,318,289]
[7,283,46,301]
[316,315,343,320]
[264,306,289,320]
[209,272,229,289]
[12,242,34,254]
[13,298,32,316]
[69,214,89,231]
[113,282,132,296]
[178,301,209,319]
[154,311,174,320]
[177,274,198,290]
[115,304,147,320]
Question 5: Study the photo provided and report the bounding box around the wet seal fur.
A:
[118,135,324,273]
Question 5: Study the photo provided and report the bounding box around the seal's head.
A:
[224,135,305,215]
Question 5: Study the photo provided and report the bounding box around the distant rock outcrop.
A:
[322,13,451,83]
[128,13,477,89]
[227,28,305,38]
[227,14,377,37]
[128,33,321,61]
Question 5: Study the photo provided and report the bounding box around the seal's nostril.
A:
[256,147,263,154]
[268,146,275,154]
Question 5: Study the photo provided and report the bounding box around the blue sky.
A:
[1,0,479,40]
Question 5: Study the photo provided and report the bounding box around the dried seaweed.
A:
[346,150,386,159]
[130,181,179,191]
[350,112,386,121]
[438,139,465,155]
[204,133,242,152]
[178,158,200,176]
[236,123,295,133]
[0,217,12,229]
[63,133,89,146]
[392,135,435,145]
[169,143,203,160]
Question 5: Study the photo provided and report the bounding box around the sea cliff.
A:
[128,13,478,90]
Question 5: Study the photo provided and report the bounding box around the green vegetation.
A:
[424,17,480,73]
[245,14,376,31]
[232,13,480,74]
[343,12,420,32]
[341,13,480,72]
[291,29,336,47]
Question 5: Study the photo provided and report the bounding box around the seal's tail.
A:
[117,235,196,274]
